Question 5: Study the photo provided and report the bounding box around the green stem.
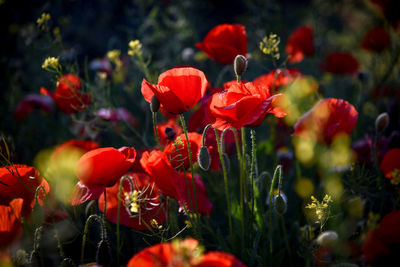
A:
[201,124,213,146]
[279,215,292,263]
[241,128,247,202]
[250,128,256,218]
[214,128,233,246]
[152,112,162,151]
[81,215,105,264]
[268,165,282,255]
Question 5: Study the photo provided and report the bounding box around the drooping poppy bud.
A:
[234,55,248,77]
[150,95,160,113]
[198,146,211,171]
[274,194,287,215]
[375,112,389,133]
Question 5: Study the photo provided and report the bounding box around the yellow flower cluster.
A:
[259,33,280,60]
[128,40,143,57]
[107,49,122,67]
[37,13,51,30]
[41,57,61,72]
[305,194,332,223]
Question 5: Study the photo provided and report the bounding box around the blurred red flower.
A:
[209,81,287,130]
[14,94,53,121]
[40,74,91,114]
[142,67,208,115]
[293,98,358,145]
[0,165,50,216]
[51,139,99,159]
[253,68,302,94]
[320,52,359,75]
[0,198,23,251]
[285,26,315,64]
[370,0,400,33]
[195,24,247,65]
[362,210,400,264]
[380,148,400,183]
[140,150,212,215]
[98,172,166,231]
[361,26,390,53]
[127,238,245,267]
[75,147,136,187]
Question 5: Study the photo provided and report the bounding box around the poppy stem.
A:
[268,165,282,256]
[214,128,233,247]
[81,214,105,264]
[152,112,162,151]
[250,128,256,229]
[179,114,200,233]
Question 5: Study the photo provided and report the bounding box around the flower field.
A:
[1,0,400,266]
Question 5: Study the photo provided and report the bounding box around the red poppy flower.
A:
[0,198,23,250]
[209,81,287,130]
[362,210,400,263]
[140,150,212,215]
[380,148,400,183]
[0,165,50,216]
[14,94,53,121]
[98,172,166,231]
[40,74,91,114]
[51,139,99,160]
[253,68,302,94]
[75,147,136,187]
[195,24,247,65]
[361,26,390,53]
[157,119,183,146]
[293,98,358,145]
[142,67,208,115]
[320,52,359,75]
[197,251,246,267]
[285,26,315,64]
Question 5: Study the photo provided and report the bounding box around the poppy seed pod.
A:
[234,55,247,77]
[198,146,211,171]
[274,194,287,215]
[375,112,389,133]
[150,95,160,113]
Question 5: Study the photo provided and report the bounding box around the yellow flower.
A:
[128,40,143,57]
[259,33,280,59]
[41,57,60,72]
[37,13,51,30]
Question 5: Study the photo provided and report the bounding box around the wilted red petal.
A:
[196,24,247,65]
[75,147,136,187]
[286,26,315,64]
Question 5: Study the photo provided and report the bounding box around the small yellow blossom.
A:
[259,33,280,60]
[150,219,162,229]
[390,169,400,185]
[107,49,122,69]
[306,194,332,227]
[41,57,61,72]
[36,13,51,31]
[128,40,143,57]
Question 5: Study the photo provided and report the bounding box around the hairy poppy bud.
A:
[150,95,160,113]
[198,146,211,171]
[234,55,247,77]
[96,239,112,267]
[274,194,287,215]
[316,230,338,247]
[375,112,389,133]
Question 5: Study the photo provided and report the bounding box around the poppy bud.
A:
[198,146,211,171]
[375,112,389,133]
[234,55,247,77]
[316,230,338,247]
[96,239,112,267]
[12,249,28,267]
[150,95,160,113]
[274,194,287,215]
[32,203,44,226]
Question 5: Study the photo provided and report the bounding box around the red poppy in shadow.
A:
[293,98,358,145]
[209,81,287,130]
[142,67,208,115]
[197,251,246,267]
[71,147,136,205]
[40,74,91,114]
[362,26,390,53]
[140,150,212,215]
[195,24,247,65]
[285,26,315,64]
[0,198,24,251]
[14,94,53,121]
[253,68,302,94]
[362,210,400,264]
[380,148,400,184]
[320,52,359,75]
[0,165,49,216]
[98,172,166,231]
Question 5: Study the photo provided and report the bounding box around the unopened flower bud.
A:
[234,55,248,77]
[12,249,28,267]
[32,203,44,226]
[274,194,287,215]
[316,230,338,247]
[198,146,211,171]
[96,239,112,267]
[375,112,389,133]
[150,95,160,113]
